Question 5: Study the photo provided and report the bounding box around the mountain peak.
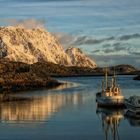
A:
[0,26,97,68]
[66,47,97,68]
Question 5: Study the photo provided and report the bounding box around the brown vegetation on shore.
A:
[0,60,61,92]
[0,60,139,92]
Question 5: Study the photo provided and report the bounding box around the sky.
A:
[0,0,140,67]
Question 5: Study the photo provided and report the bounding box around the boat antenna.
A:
[105,67,108,89]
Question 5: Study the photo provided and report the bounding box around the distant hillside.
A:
[0,59,139,92]
[31,63,139,77]
[0,60,138,78]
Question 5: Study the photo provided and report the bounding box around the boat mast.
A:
[105,67,108,89]
[102,80,104,96]
[113,67,116,86]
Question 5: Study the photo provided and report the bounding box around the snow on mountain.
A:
[0,26,97,68]
[66,47,97,68]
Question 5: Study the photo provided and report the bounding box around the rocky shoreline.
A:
[0,60,139,93]
[0,61,62,93]
[31,62,139,77]
[0,73,61,92]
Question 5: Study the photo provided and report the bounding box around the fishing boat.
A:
[96,68,125,107]
[125,96,140,118]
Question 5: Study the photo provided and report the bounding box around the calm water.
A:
[0,75,140,140]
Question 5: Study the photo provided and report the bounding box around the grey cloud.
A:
[72,33,140,46]
[113,42,121,47]
[92,49,100,53]
[92,42,132,54]
[119,33,140,41]
[71,33,140,46]
[103,48,114,53]
[52,33,115,47]
[103,42,132,54]
[129,51,140,56]
[102,44,111,48]
[53,32,74,49]
[72,36,114,46]
[90,54,140,68]
[112,43,131,51]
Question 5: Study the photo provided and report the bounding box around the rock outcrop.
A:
[66,47,96,68]
[0,61,61,92]
[0,26,97,68]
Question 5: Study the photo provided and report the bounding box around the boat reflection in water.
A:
[126,116,140,127]
[125,112,140,127]
[0,93,83,123]
[96,107,124,140]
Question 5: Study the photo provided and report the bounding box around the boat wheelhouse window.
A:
[138,100,140,104]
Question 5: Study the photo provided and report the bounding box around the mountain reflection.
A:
[0,93,82,122]
[96,108,124,140]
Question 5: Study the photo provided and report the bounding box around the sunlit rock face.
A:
[0,26,97,68]
[66,47,97,68]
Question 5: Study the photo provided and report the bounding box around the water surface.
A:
[0,75,139,140]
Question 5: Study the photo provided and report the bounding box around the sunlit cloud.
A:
[0,18,46,29]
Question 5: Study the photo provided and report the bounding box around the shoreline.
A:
[52,73,138,78]
[0,72,62,93]
[0,61,139,94]
[0,73,138,93]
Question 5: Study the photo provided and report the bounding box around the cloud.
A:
[102,44,111,48]
[92,42,132,54]
[52,33,115,47]
[71,33,140,46]
[0,18,46,29]
[70,33,140,46]
[14,19,46,29]
[104,44,131,53]
[129,51,140,56]
[72,36,114,46]
[119,33,140,41]
[90,54,140,68]
[52,32,74,48]
[92,49,100,53]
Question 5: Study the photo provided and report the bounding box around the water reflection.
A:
[50,82,79,90]
[125,112,140,127]
[0,93,83,123]
[96,108,124,140]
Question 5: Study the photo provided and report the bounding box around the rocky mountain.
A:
[0,26,97,68]
[66,47,96,68]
